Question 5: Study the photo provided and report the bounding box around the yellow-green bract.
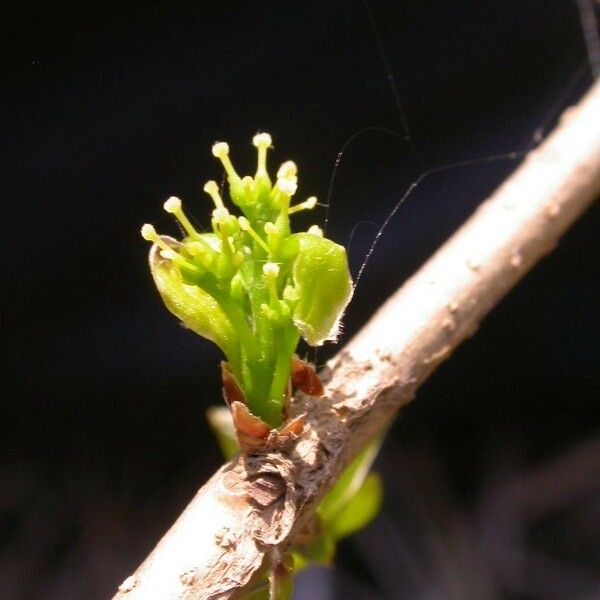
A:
[142,134,353,427]
[289,233,352,346]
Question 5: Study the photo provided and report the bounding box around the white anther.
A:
[263,262,280,278]
[141,223,157,241]
[203,180,224,209]
[277,161,297,179]
[305,196,317,209]
[203,181,219,194]
[278,178,297,196]
[264,222,277,236]
[163,196,182,213]
[288,196,318,215]
[253,132,272,147]
[160,249,177,260]
[212,142,229,158]
[212,207,230,222]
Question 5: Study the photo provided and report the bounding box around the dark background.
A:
[2,1,599,598]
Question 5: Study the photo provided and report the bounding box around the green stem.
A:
[269,329,300,405]
[241,261,276,420]
[199,277,258,390]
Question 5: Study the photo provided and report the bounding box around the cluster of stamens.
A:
[141,133,322,325]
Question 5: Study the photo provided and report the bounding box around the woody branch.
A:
[113,79,600,599]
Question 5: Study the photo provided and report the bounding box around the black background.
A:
[2,1,599,598]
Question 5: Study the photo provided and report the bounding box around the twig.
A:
[113,80,600,600]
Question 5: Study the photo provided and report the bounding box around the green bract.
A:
[142,134,352,427]
[289,233,352,346]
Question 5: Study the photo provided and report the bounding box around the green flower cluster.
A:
[142,134,352,427]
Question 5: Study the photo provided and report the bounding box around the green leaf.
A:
[318,436,382,524]
[327,473,383,540]
[237,552,295,600]
[242,582,270,600]
[206,406,239,460]
[292,533,336,570]
[149,242,239,364]
[289,233,353,346]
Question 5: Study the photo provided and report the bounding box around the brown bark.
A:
[113,80,600,599]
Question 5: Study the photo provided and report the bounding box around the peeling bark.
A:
[113,80,600,599]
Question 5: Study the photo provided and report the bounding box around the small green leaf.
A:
[243,582,270,600]
[318,436,382,524]
[206,406,239,460]
[290,233,353,346]
[241,554,294,600]
[149,242,239,364]
[327,473,383,540]
[292,530,336,569]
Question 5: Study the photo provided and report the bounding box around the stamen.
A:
[141,224,190,266]
[203,181,225,209]
[262,262,280,304]
[238,216,270,253]
[141,223,159,242]
[260,303,278,321]
[241,175,255,196]
[211,142,240,182]
[233,251,244,268]
[212,207,231,224]
[212,207,236,256]
[277,161,297,180]
[307,225,324,237]
[187,240,217,271]
[283,284,299,303]
[288,196,317,215]
[160,249,177,261]
[276,177,298,197]
[264,222,277,236]
[163,196,198,237]
[252,132,272,177]
[186,243,203,257]
[253,132,272,147]
[262,262,280,278]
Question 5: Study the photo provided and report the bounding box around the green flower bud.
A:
[142,133,353,430]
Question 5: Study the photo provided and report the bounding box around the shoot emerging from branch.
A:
[142,134,353,436]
